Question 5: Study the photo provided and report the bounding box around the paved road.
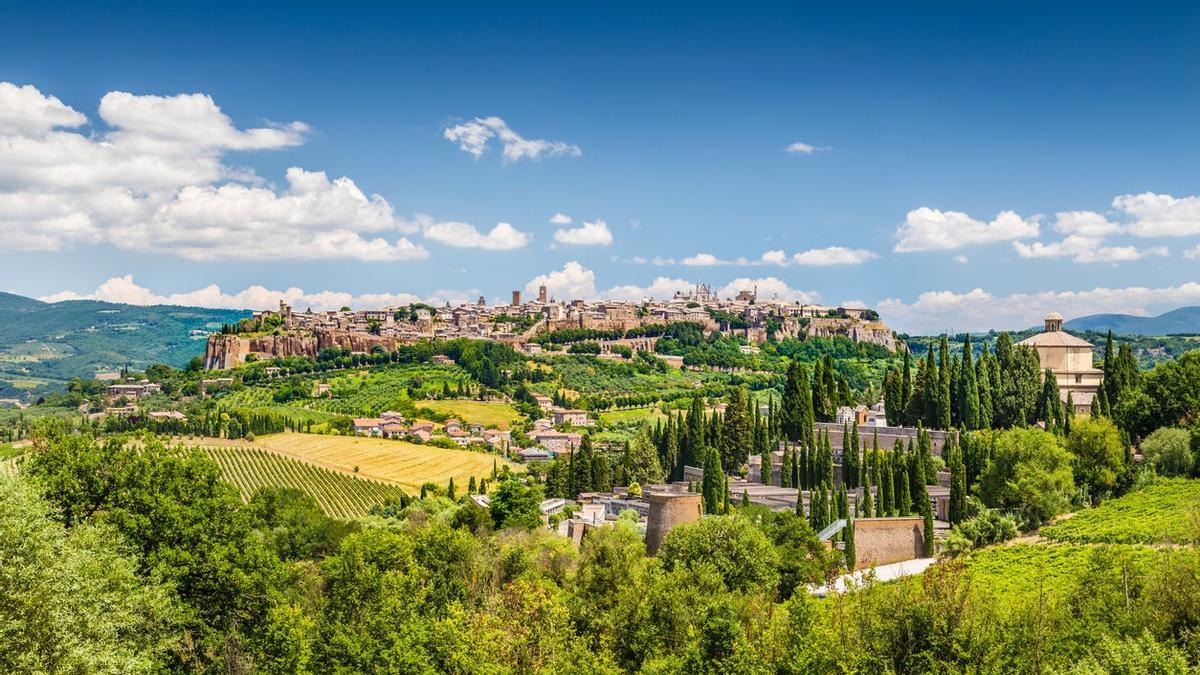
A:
[810,557,937,596]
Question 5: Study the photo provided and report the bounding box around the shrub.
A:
[942,509,1019,558]
[1140,427,1193,477]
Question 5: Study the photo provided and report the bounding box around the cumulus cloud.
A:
[443,116,581,163]
[1052,210,1121,237]
[524,261,598,301]
[681,253,726,266]
[524,262,819,304]
[893,207,1040,252]
[0,82,429,261]
[553,219,613,246]
[419,220,530,250]
[41,275,479,311]
[549,212,572,225]
[791,246,878,266]
[785,141,828,154]
[1114,192,1200,237]
[879,282,1200,333]
[1013,235,1168,264]
[674,247,876,267]
[1184,245,1200,261]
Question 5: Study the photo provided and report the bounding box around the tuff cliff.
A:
[204,330,404,369]
[775,317,899,352]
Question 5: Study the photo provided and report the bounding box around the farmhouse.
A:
[106,382,162,400]
[554,409,593,427]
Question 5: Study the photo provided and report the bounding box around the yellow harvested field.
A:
[252,432,515,491]
[419,400,522,429]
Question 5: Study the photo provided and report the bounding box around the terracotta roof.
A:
[1017,331,1094,348]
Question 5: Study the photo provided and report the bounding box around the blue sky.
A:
[1,1,1199,332]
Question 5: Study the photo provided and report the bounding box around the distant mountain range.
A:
[0,292,247,395]
[1064,307,1200,336]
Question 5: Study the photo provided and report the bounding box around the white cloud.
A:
[443,116,581,163]
[0,82,428,261]
[0,82,87,135]
[553,219,613,246]
[523,262,819,304]
[41,275,478,311]
[759,250,789,266]
[681,253,727,266]
[716,277,820,303]
[1184,245,1200,261]
[785,142,828,154]
[893,207,1040,252]
[605,277,695,302]
[879,282,1200,333]
[549,212,572,225]
[1052,210,1121,237]
[954,255,969,264]
[420,220,530,250]
[525,261,597,301]
[1012,235,1168,264]
[791,246,878,266]
[1114,192,1200,237]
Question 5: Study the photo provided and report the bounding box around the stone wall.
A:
[853,517,925,570]
[644,492,702,554]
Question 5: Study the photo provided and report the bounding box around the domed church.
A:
[1016,312,1104,415]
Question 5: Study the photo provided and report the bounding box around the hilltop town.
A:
[205,283,897,368]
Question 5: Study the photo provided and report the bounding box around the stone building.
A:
[1016,311,1103,415]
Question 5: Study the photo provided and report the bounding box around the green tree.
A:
[978,428,1074,527]
[0,476,181,674]
[489,478,544,530]
[1066,416,1126,503]
[721,386,753,473]
[658,516,781,593]
[959,334,980,429]
[1140,427,1194,477]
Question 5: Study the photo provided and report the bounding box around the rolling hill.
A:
[0,292,248,393]
[1064,307,1200,335]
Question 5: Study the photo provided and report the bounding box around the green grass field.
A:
[598,407,668,426]
[199,444,407,518]
[419,399,521,429]
[1041,479,1200,545]
[250,432,515,491]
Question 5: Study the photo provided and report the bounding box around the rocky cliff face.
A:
[204,330,404,369]
[775,317,899,352]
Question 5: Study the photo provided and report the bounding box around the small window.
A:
[1075,374,1082,384]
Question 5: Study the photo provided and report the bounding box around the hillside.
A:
[1065,306,1200,335]
[0,292,248,395]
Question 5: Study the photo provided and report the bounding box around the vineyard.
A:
[1041,479,1200,545]
[964,543,1160,604]
[253,432,515,491]
[200,444,408,518]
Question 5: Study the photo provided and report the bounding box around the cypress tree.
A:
[781,362,804,441]
[701,446,722,514]
[722,472,730,514]
[880,454,894,516]
[884,368,903,426]
[959,334,980,429]
[949,446,967,525]
[760,446,773,486]
[684,396,706,468]
[447,477,456,499]
[845,518,857,570]
[937,335,952,430]
[780,444,793,488]
[811,357,828,423]
[861,474,875,518]
[922,348,938,427]
[901,347,913,413]
[1063,392,1074,436]
[741,489,750,508]
[468,475,477,494]
[921,485,935,557]
[976,342,994,429]
[894,462,911,515]
[721,385,753,473]
[791,446,800,489]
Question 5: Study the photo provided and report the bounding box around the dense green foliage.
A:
[1041,479,1200,545]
